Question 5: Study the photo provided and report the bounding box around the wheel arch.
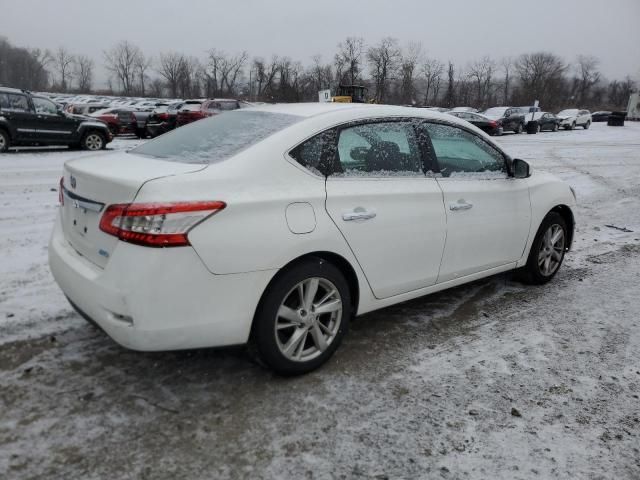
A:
[250,251,361,336]
[549,204,575,250]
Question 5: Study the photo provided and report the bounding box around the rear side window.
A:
[0,93,29,112]
[422,123,506,178]
[132,111,301,164]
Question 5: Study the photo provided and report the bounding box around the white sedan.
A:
[557,109,592,130]
[49,104,576,375]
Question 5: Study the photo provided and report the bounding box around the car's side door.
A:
[318,119,447,299]
[421,122,532,283]
[0,92,39,141]
[32,97,77,143]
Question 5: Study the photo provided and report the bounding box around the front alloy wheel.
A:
[251,258,351,375]
[82,132,104,150]
[519,212,568,284]
[0,130,9,152]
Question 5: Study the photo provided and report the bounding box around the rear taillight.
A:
[59,177,64,205]
[99,201,226,247]
[158,112,169,120]
[489,120,497,128]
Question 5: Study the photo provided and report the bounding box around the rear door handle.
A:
[449,201,473,211]
[342,208,376,221]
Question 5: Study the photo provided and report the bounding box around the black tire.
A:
[518,212,568,285]
[583,121,590,130]
[81,131,106,151]
[570,122,576,131]
[0,129,9,152]
[552,123,559,132]
[250,258,352,376]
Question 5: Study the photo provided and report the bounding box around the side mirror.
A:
[513,158,530,178]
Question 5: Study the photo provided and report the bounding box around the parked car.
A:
[65,103,110,116]
[557,109,592,130]
[49,103,576,375]
[90,108,138,135]
[516,105,542,125]
[529,112,561,132]
[450,106,478,113]
[482,106,526,133]
[176,99,243,127]
[446,111,503,135]
[0,87,112,152]
[145,102,184,138]
[591,111,611,122]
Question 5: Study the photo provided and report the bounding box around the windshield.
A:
[558,109,578,116]
[131,110,302,164]
[483,107,508,118]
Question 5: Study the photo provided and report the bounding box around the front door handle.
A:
[342,207,376,221]
[449,201,473,211]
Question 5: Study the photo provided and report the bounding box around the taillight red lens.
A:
[59,176,64,205]
[158,112,169,120]
[99,201,226,247]
[489,120,497,128]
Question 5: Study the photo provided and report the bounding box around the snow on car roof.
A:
[243,102,468,125]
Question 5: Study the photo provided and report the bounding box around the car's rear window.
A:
[131,111,302,164]
[181,103,203,112]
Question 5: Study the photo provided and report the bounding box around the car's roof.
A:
[0,87,27,94]
[246,102,463,122]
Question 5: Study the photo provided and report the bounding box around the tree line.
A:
[0,35,636,111]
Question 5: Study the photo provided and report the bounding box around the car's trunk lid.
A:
[60,151,206,268]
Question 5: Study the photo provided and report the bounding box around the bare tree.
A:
[134,52,153,96]
[309,54,333,94]
[467,56,496,108]
[514,52,566,108]
[74,55,94,92]
[207,49,248,97]
[367,37,401,103]
[158,52,186,98]
[335,37,365,85]
[444,62,456,107]
[104,41,142,95]
[576,55,601,105]
[421,57,444,105]
[500,57,513,104]
[54,47,75,92]
[399,42,422,104]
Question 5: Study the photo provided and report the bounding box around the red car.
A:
[89,108,138,136]
[175,99,243,127]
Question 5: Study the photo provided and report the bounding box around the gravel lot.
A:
[1,124,640,479]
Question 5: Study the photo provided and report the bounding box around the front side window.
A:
[422,123,506,178]
[33,97,58,115]
[335,121,423,177]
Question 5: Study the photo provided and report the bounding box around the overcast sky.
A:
[1,0,639,87]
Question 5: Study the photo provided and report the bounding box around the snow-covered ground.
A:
[1,124,639,479]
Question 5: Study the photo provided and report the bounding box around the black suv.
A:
[0,87,112,152]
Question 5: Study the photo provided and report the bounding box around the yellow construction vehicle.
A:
[332,84,369,103]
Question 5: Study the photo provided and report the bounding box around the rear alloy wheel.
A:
[0,130,9,152]
[81,131,105,151]
[584,121,590,130]
[519,212,568,284]
[251,258,351,375]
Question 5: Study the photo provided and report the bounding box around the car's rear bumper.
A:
[48,212,275,351]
